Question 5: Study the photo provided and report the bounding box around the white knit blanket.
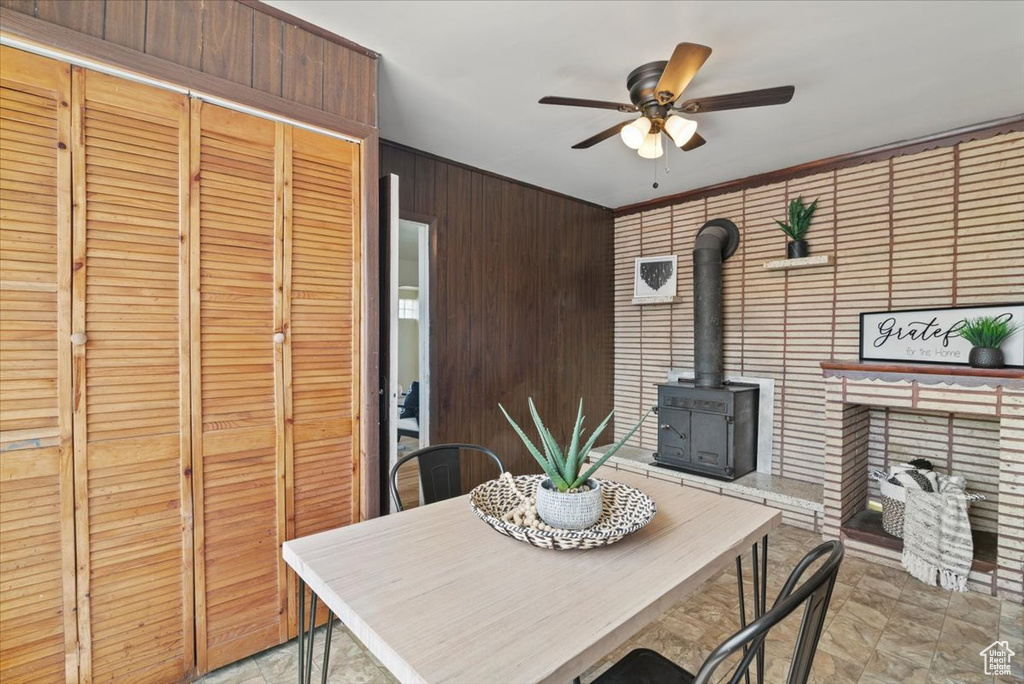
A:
[901,475,973,592]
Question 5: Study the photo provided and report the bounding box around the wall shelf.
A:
[762,253,834,271]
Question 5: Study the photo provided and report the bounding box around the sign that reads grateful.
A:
[860,303,1024,368]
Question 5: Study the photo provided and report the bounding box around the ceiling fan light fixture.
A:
[620,116,651,150]
[664,115,698,147]
[637,132,664,159]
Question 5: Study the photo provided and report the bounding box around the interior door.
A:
[378,174,399,514]
[71,67,194,683]
[285,127,362,631]
[190,101,286,672]
[0,46,77,684]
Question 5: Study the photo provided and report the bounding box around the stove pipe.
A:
[693,219,741,389]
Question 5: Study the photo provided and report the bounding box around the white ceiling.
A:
[269,1,1024,209]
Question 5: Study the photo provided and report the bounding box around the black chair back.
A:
[693,540,844,684]
[400,381,419,419]
[389,443,503,512]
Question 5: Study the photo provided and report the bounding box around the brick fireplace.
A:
[821,361,1024,602]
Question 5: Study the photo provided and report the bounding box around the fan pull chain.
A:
[652,155,659,190]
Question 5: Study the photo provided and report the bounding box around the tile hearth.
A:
[198,526,1022,684]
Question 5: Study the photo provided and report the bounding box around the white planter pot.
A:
[535,478,602,530]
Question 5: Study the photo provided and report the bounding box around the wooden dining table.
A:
[283,467,781,684]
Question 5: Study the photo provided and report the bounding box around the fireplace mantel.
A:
[821,360,1024,387]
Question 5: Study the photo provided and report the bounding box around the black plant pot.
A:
[787,240,808,259]
[969,347,1004,369]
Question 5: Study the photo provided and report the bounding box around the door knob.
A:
[273,332,285,344]
[70,332,87,346]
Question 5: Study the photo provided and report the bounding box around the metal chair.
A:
[592,540,845,684]
[389,443,504,512]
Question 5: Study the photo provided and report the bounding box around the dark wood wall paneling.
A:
[380,142,615,486]
[0,0,378,127]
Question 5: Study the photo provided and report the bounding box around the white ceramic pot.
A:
[535,478,603,530]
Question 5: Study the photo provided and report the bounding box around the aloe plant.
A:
[774,196,818,241]
[499,398,651,492]
[957,316,1022,348]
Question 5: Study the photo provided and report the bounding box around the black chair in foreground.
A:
[592,540,844,684]
[389,443,504,512]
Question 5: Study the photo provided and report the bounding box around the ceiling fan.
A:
[539,43,795,158]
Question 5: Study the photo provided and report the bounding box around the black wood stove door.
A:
[691,412,729,474]
[658,408,690,464]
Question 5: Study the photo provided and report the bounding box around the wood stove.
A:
[654,380,758,479]
[654,218,760,481]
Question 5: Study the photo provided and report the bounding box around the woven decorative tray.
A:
[469,474,656,550]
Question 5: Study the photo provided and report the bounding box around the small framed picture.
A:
[633,255,677,305]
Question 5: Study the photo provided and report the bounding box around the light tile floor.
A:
[198,525,1024,684]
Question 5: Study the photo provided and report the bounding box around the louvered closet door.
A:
[0,46,76,684]
[72,68,194,683]
[191,102,286,672]
[286,129,361,549]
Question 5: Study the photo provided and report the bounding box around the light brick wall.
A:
[612,132,1024,485]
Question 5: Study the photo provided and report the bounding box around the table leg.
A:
[752,536,768,684]
[297,580,339,684]
[736,556,751,684]
[321,610,335,684]
[735,535,769,684]
[305,588,317,683]
[298,579,306,684]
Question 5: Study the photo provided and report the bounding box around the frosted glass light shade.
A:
[637,132,664,159]
[620,117,651,150]
[664,115,697,147]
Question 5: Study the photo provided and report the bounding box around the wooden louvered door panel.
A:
[72,68,194,683]
[286,128,361,629]
[191,101,286,672]
[0,46,76,684]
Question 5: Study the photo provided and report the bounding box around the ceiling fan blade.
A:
[572,121,629,149]
[654,42,713,105]
[680,132,706,152]
[678,86,795,113]
[539,96,637,113]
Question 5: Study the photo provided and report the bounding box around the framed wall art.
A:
[633,255,677,305]
[859,303,1024,368]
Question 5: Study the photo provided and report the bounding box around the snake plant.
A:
[499,398,651,492]
[774,196,818,241]
[958,315,1022,348]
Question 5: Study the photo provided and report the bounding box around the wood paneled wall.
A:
[612,131,1024,484]
[0,0,377,127]
[379,142,614,485]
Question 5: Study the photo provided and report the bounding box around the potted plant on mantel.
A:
[499,399,650,530]
[774,196,818,259]
[958,315,1022,369]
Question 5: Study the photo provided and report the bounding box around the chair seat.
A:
[593,648,694,684]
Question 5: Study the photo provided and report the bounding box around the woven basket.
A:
[869,469,985,539]
[469,474,656,550]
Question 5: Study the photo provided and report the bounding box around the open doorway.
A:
[390,219,430,510]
